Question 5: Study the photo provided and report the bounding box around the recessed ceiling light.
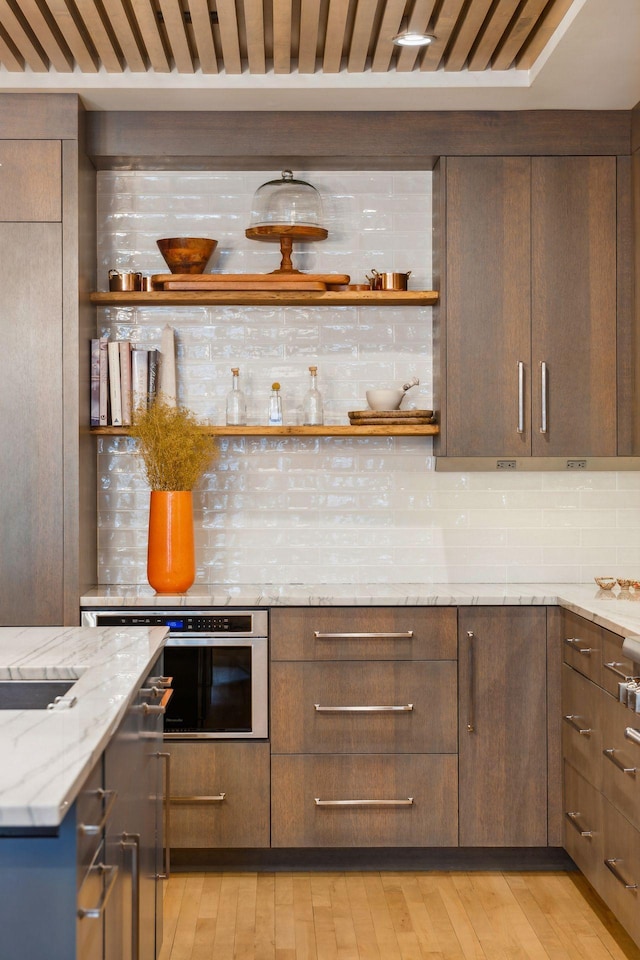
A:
[391,29,436,47]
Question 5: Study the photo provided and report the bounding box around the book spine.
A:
[119,340,132,426]
[90,339,100,427]
[131,347,149,413]
[147,348,159,405]
[99,338,109,426]
[107,340,123,426]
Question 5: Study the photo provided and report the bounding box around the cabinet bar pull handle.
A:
[604,661,632,680]
[624,726,640,748]
[139,687,174,715]
[77,863,119,919]
[149,676,173,687]
[603,748,637,776]
[467,630,475,733]
[540,360,548,434]
[313,631,414,639]
[563,714,592,736]
[604,858,638,890]
[565,811,593,838]
[78,788,117,836]
[170,793,226,804]
[314,703,414,713]
[517,361,524,434]
[121,833,141,960]
[314,797,414,807]
[156,751,171,880]
[564,637,593,656]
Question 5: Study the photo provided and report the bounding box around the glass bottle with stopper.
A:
[302,365,324,425]
[226,367,247,426]
[268,382,283,426]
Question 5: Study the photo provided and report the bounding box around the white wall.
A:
[96,170,640,586]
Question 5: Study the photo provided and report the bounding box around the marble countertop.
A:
[0,624,167,830]
[81,582,640,640]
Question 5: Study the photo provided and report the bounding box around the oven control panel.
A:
[85,609,268,637]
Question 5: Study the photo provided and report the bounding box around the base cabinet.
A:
[561,609,640,949]
[458,607,549,846]
[168,741,270,849]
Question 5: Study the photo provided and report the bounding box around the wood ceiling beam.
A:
[273,0,292,74]
[74,0,123,72]
[323,0,349,73]
[396,0,437,73]
[14,0,74,71]
[243,0,265,73]
[129,0,171,72]
[444,0,492,71]
[467,0,520,71]
[187,0,218,73]
[216,0,242,73]
[370,0,404,73]
[0,0,49,70]
[157,0,194,71]
[491,0,549,70]
[0,31,24,69]
[41,0,100,72]
[516,0,575,69]
[347,0,378,73]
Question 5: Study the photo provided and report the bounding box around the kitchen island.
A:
[0,624,168,960]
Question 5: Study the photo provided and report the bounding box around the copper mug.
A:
[109,269,142,291]
[367,269,412,290]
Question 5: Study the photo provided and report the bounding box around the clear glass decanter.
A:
[268,382,283,426]
[226,366,247,425]
[302,365,324,425]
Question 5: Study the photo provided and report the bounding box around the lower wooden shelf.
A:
[90,424,439,437]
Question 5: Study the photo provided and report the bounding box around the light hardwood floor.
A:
[158,870,640,960]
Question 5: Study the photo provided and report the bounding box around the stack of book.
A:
[90,338,159,427]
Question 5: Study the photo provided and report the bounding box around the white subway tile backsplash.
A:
[95,169,640,586]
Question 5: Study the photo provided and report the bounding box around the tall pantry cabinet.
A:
[0,95,96,626]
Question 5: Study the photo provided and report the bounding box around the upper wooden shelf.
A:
[90,290,439,307]
[91,424,439,437]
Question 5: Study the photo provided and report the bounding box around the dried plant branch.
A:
[130,399,217,491]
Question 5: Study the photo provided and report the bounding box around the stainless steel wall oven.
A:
[81,609,268,739]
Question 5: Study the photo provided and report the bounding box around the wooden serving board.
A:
[349,416,436,426]
[151,272,350,286]
[160,279,327,291]
[348,409,434,419]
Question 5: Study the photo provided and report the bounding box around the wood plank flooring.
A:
[158,870,640,960]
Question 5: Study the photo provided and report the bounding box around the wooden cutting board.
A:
[348,409,434,419]
[151,272,350,287]
[159,279,328,291]
[349,416,436,425]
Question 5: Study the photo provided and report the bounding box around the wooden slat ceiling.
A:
[0,0,577,75]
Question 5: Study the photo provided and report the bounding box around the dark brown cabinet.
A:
[435,155,619,460]
[458,606,549,846]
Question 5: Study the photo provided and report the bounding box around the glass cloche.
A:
[248,169,324,228]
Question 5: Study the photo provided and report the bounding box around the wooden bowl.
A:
[157,237,218,274]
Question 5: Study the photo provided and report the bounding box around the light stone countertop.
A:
[81,582,640,640]
[0,624,167,830]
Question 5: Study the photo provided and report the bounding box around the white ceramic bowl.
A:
[366,389,404,411]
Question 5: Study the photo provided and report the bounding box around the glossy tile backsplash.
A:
[96,170,640,586]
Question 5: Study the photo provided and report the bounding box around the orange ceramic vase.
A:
[147,491,195,594]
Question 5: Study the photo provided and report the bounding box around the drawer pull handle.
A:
[563,715,592,736]
[314,703,414,713]
[78,788,117,836]
[314,797,414,807]
[517,360,524,434]
[604,858,638,890]
[138,687,174,715]
[603,748,637,776]
[604,661,633,680]
[540,360,548,434]
[156,751,171,880]
[169,793,226,804]
[624,727,640,748]
[313,631,414,639]
[77,863,119,919]
[466,630,475,733]
[565,811,593,838]
[564,637,593,656]
[148,676,173,687]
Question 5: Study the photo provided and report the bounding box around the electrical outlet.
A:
[566,459,587,470]
[496,460,517,470]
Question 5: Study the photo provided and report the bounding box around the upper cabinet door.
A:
[531,157,617,457]
[0,140,61,221]
[444,156,532,458]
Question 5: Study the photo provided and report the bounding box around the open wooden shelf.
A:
[90,290,439,307]
[91,424,439,437]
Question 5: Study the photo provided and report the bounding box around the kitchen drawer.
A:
[271,660,457,754]
[600,629,639,699]
[562,664,602,790]
[563,760,603,883]
[270,606,457,661]
[271,753,458,847]
[561,609,602,685]
[0,140,61,221]
[168,742,270,848]
[601,694,640,831]
[599,793,640,946]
